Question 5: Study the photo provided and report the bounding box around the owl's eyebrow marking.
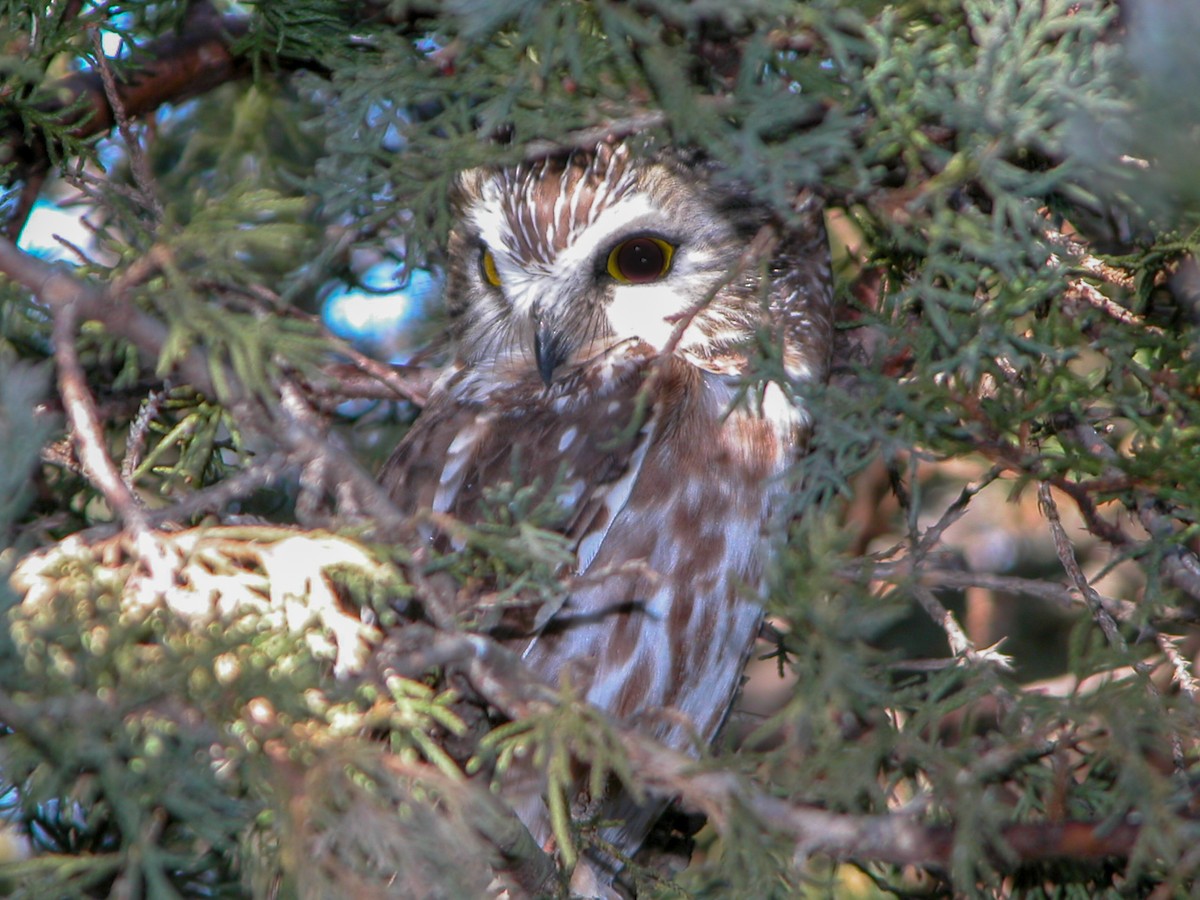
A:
[602,228,678,251]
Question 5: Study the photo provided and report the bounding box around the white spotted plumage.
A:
[380,142,833,896]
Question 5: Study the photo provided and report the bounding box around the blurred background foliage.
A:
[2,0,1200,897]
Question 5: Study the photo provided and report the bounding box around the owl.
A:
[379,142,833,896]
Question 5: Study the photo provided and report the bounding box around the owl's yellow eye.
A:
[606,236,675,285]
[480,249,502,287]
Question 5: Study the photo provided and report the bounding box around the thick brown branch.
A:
[628,747,1145,870]
[6,8,253,188]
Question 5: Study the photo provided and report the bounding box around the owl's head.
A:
[444,143,831,387]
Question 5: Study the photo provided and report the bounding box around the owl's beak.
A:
[532,316,570,386]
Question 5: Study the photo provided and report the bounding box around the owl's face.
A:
[444,144,775,384]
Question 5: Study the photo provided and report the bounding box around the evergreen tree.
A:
[2,1,1199,896]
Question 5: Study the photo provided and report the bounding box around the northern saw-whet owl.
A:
[379,142,833,895]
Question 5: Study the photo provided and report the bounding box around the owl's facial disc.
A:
[458,147,751,383]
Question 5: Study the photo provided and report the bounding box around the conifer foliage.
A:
[2,1,1200,896]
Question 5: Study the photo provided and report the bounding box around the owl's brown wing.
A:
[378,341,661,606]
[512,358,789,892]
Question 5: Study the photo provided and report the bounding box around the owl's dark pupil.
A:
[616,238,664,283]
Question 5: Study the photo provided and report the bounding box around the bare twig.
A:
[913,465,1004,559]
[51,298,147,528]
[89,26,163,220]
[319,358,434,408]
[1038,482,1188,767]
[122,387,168,489]
[406,560,463,633]
[144,452,292,526]
[1045,227,1138,290]
[1156,633,1200,704]
[0,234,416,539]
[858,561,1158,625]
[275,379,414,533]
[1062,278,1163,335]
[49,281,180,601]
[910,582,1013,670]
[1136,502,1200,605]
[1038,483,1127,652]
[1057,419,1200,605]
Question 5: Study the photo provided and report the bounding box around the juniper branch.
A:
[387,626,1159,877]
[0,235,217,396]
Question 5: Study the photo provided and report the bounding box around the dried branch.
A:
[1136,503,1200,606]
[628,749,1146,872]
[122,387,168,489]
[861,561,1135,619]
[0,231,428,549]
[275,380,413,533]
[1062,277,1164,335]
[45,274,182,604]
[1156,633,1200,704]
[1038,483,1128,653]
[909,582,1014,670]
[1038,482,1192,767]
[913,465,1004,559]
[50,296,145,528]
[1056,419,1200,605]
[318,359,434,408]
[140,451,293,526]
[88,26,162,221]
[1045,226,1138,291]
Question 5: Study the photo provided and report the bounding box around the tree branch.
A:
[382,626,1158,878]
[50,294,147,529]
[0,236,218,396]
[1038,483,1128,654]
[0,234,417,543]
[87,26,163,221]
[1056,418,1200,605]
[5,6,253,190]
